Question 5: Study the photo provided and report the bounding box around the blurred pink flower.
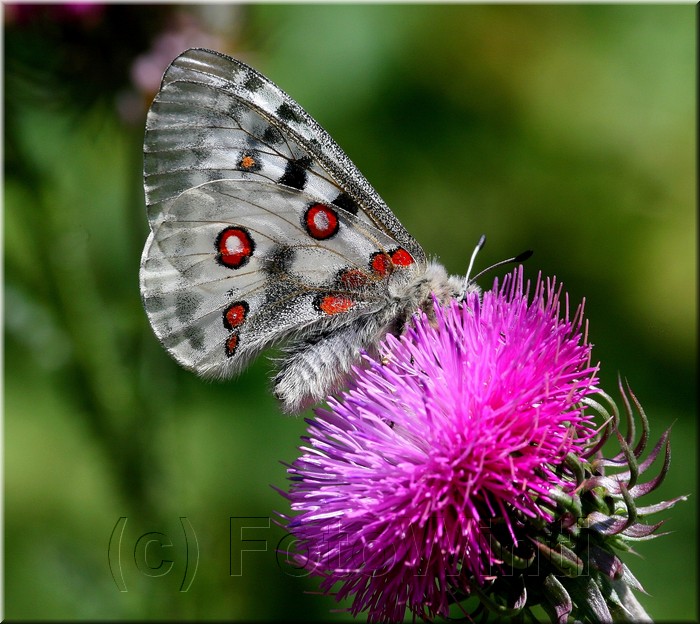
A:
[117,11,228,124]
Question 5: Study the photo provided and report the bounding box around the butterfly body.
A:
[140,48,474,413]
[272,261,463,412]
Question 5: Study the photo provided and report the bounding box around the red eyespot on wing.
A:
[370,252,392,276]
[223,301,249,330]
[304,204,339,240]
[315,294,355,315]
[391,248,414,267]
[370,248,414,276]
[216,227,254,269]
[225,333,240,358]
[338,268,371,289]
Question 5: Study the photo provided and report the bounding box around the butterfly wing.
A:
[141,48,425,379]
[144,48,424,260]
[141,178,418,378]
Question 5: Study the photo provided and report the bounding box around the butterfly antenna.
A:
[468,248,534,286]
[464,234,487,285]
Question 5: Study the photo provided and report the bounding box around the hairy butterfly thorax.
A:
[140,48,477,413]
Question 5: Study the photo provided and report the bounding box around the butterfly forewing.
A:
[144,48,425,262]
[141,48,429,384]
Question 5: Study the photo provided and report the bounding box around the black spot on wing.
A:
[262,245,296,278]
[144,294,166,313]
[243,74,264,92]
[175,292,201,323]
[262,126,284,145]
[192,147,209,162]
[278,156,312,190]
[332,192,359,215]
[226,101,245,121]
[277,102,299,123]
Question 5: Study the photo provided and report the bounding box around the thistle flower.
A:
[278,269,685,622]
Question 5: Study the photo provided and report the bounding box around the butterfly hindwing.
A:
[140,179,419,378]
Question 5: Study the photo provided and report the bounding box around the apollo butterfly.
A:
[139,48,477,413]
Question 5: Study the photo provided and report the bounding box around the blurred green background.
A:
[4,4,696,621]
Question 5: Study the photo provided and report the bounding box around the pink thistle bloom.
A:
[280,269,602,621]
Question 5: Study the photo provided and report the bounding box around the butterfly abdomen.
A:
[272,262,468,412]
[272,309,399,413]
